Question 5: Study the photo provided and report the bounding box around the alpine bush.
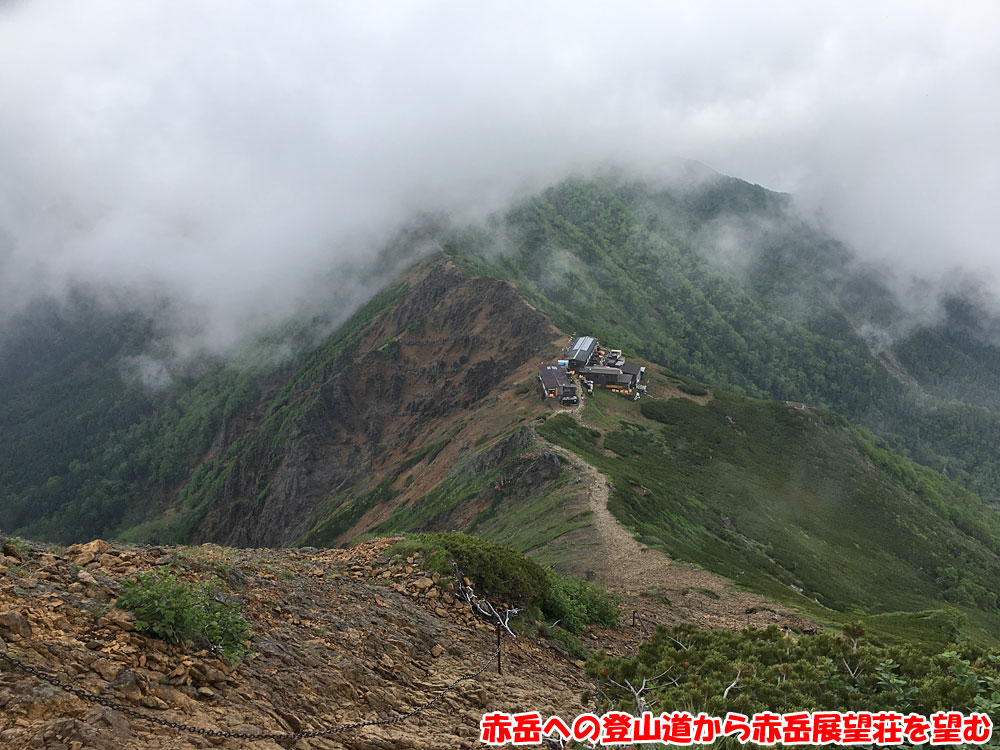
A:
[116,568,250,664]
[542,571,620,632]
[589,622,1000,720]
[390,532,551,607]
[391,533,621,632]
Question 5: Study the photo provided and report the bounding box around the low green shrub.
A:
[390,533,621,634]
[116,568,250,665]
[638,399,673,423]
[542,571,620,632]
[390,532,551,607]
[589,622,1000,718]
[659,369,710,395]
[537,621,590,660]
[678,382,709,396]
[641,396,712,424]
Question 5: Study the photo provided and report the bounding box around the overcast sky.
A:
[1,1,998,355]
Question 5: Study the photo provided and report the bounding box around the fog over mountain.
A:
[1,1,998,357]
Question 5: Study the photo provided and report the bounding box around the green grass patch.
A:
[467,477,591,565]
[690,587,721,600]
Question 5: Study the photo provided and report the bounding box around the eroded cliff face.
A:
[191,257,560,547]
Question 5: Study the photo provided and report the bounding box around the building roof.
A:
[579,365,621,375]
[539,364,575,390]
[621,362,644,376]
[566,336,598,362]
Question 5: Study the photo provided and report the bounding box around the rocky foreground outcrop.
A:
[0,537,587,750]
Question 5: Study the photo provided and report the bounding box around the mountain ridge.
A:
[4,171,1000,644]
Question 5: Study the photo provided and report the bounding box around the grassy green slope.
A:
[538,385,1000,642]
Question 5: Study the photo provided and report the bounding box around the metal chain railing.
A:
[0,633,506,741]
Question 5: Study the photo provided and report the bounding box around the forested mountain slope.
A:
[444,171,1000,501]
[0,295,166,537]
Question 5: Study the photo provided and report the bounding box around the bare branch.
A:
[722,669,741,700]
[452,560,520,637]
[606,668,675,714]
[842,657,863,678]
[664,633,691,651]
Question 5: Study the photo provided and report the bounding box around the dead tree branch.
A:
[722,669,741,700]
[451,561,520,637]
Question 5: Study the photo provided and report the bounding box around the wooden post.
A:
[496,623,502,675]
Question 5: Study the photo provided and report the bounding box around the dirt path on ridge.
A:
[540,431,814,633]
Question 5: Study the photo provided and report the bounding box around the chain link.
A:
[0,635,505,741]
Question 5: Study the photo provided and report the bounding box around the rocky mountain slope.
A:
[4,246,1000,643]
[180,257,560,548]
[0,536,587,750]
[7,172,1000,560]
[4,195,1000,744]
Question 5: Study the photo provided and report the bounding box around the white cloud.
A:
[1,0,998,353]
